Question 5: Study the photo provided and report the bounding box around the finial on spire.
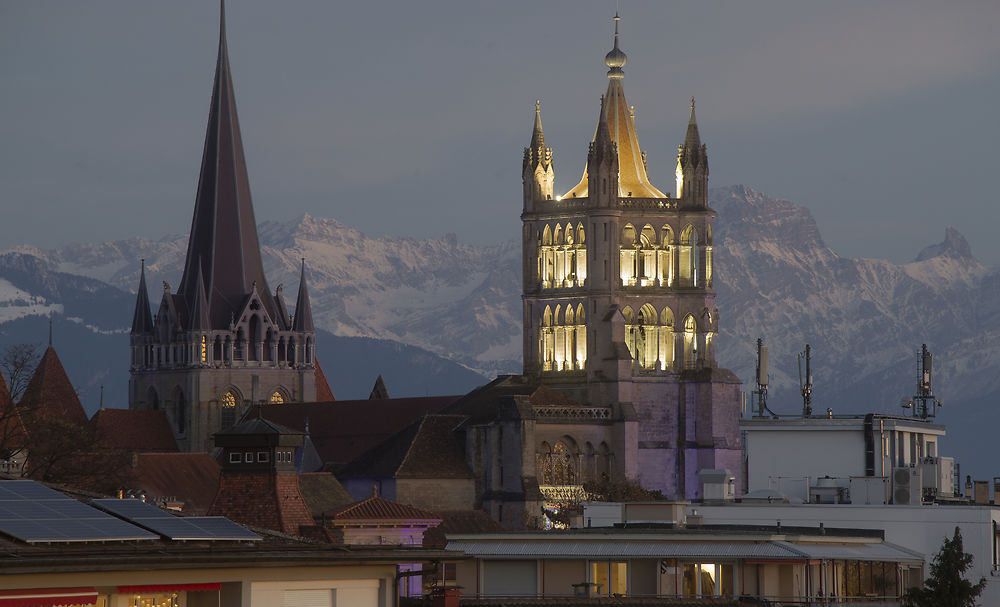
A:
[605,13,627,77]
[48,315,53,348]
[530,99,546,149]
[691,96,696,111]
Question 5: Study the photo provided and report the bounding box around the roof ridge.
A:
[395,414,431,477]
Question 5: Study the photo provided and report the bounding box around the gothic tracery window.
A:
[540,439,578,485]
[270,390,285,404]
[221,390,239,428]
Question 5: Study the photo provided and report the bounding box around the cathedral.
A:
[124,6,742,522]
[517,15,743,500]
[128,4,317,452]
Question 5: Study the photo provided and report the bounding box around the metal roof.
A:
[446,540,801,560]
[447,538,925,563]
[776,541,925,563]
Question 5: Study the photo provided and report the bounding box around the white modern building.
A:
[742,414,953,505]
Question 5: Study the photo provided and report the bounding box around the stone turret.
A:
[522,100,554,213]
[676,98,709,207]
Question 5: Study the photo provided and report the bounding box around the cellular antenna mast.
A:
[903,343,941,419]
[798,344,813,417]
[752,337,776,417]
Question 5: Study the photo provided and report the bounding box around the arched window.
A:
[541,306,554,371]
[622,306,637,359]
[679,225,698,286]
[624,305,675,371]
[683,315,698,368]
[147,387,159,411]
[270,390,286,404]
[660,307,675,370]
[541,438,578,485]
[249,315,261,361]
[659,225,674,287]
[221,389,239,429]
[541,303,587,372]
[638,225,657,285]
[620,224,637,286]
[597,442,612,481]
[172,387,186,435]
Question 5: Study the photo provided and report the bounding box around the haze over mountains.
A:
[1,185,996,477]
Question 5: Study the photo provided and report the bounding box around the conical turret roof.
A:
[564,15,665,200]
[19,347,89,428]
[177,0,279,330]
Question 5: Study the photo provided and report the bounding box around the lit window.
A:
[591,561,627,596]
[200,335,207,363]
[221,390,238,429]
[270,390,284,404]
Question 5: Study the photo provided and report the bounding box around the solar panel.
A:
[0,480,158,543]
[92,499,260,541]
[92,498,173,519]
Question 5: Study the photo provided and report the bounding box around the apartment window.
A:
[591,561,627,596]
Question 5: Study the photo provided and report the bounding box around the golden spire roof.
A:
[563,14,665,200]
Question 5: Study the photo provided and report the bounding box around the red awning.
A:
[0,587,98,607]
[116,583,221,594]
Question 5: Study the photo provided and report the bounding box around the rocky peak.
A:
[914,227,974,262]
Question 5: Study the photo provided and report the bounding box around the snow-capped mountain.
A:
[4,185,999,474]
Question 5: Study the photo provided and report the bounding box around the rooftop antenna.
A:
[752,337,776,418]
[903,344,941,419]
[797,344,813,417]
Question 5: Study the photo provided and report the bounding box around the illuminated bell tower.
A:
[521,15,742,499]
[129,1,317,452]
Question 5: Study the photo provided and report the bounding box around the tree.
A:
[903,527,986,607]
[0,343,41,402]
[583,478,666,502]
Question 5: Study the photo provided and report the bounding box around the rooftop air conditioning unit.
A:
[893,467,922,505]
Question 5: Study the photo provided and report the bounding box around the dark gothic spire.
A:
[679,97,707,169]
[292,259,314,332]
[530,99,545,149]
[177,0,278,330]
[131,260,154,335]
[368,375,389,400]
[684,97,702,150]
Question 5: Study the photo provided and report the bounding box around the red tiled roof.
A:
[298,472,353,518]
[333,494,440,521]
[423,510,504,549]
[209,472,316,537]
[92,409,178,452]
[131,452,220,514]
[337,414,472,481]
[18,347,89,428]
[314,360,335,402]
[254,396,459,466]
[396,415,472,478]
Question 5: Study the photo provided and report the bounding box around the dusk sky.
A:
[2,1,999,263]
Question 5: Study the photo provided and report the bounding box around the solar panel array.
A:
[92,498,260,541]
[0,480,158,543]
